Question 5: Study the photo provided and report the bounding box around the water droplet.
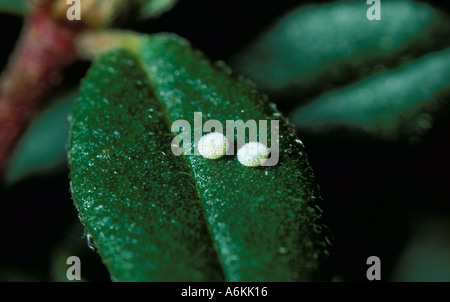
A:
[295,139,305,147]
[86,233,97,251]
[278,247,288,254]
[216,61,232,75]
[269,102,278,111]
[229,255,239,261]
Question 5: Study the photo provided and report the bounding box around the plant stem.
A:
[0,5,83,176]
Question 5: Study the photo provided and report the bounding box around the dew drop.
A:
[278,247,288,255]
[269,102,278,111]
[295,139,305,147]
[86,233,97,251]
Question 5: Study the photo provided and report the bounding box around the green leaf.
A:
[69,49,224,282]
[231,0,450,101]
[137,34,329,281]
[136,0,177,20]
[0,0,28,16]
[5,91,76,185]
[69,33,329,281]
[289,49,450,142]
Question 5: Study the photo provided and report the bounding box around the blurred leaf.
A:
[231,0,450,101]
[0,0,28,16]
[289,49,450,142]
[5,91,76,185]
[137,0,177,19]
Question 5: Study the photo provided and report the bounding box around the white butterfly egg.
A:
[237,142,270,167]
[198,132,229,159]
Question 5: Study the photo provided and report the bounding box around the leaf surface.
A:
[69,33,329,281]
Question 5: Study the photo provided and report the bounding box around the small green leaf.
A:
[5,91,76,185]
[290,49,450,141]
[231,0,450,100]
[136,0,177,19]
[0,0,28,16]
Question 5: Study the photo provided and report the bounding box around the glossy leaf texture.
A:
[68,33,329,281]
[68,49,225,281]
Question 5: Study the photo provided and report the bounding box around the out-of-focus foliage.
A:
[290,49,450,142]
[137,0,178,19]
[0,0,28,16]
[232,0,450,102]
[5,91,76,185]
